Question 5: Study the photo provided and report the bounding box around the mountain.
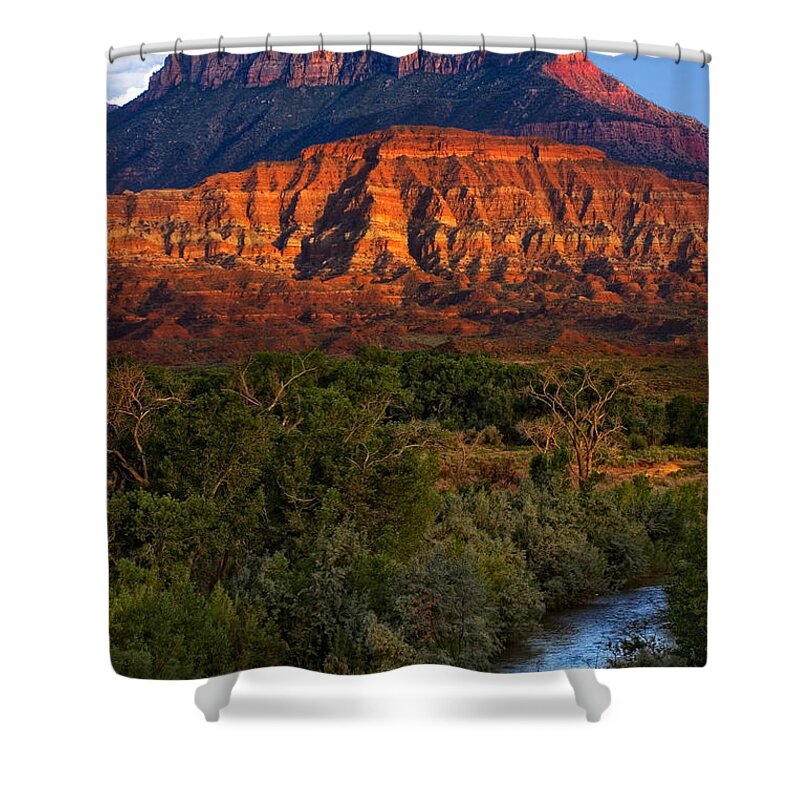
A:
[107,50,707,193]
[108,126,708,364]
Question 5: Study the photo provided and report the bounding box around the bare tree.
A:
[525,364,634,486]
[516,417,561,454]
[228,354,315,429]
[344,398,429,473]
[107,362,181,487]
[449,430,482,489]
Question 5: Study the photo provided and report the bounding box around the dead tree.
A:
[344,398,429,473]
[525,364,634,486]
[107,362,181,486]
[229,355,315,429]
[516,417,561,454]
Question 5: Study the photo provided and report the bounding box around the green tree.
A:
[513,481,607,607]
[666,522,708,666]
[109,561,285,679]
[666,394,708,447]
[397,544,495,669]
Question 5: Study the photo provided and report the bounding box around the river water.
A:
[494,584,670,672]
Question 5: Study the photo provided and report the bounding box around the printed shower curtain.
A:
[107,47,708,678]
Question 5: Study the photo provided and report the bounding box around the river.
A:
[494,584,671,672]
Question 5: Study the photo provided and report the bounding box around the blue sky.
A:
[589,53,709,125]
[107,50,709,125]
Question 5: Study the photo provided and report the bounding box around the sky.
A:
[107,53,166,105]
[589,53,709,125]
[107,50,709,125]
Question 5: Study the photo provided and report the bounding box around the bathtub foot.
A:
[565,669,611,722]
[194,672,240,722]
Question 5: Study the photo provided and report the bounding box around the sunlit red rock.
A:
[108,126,707,364]
[109,50,708,193]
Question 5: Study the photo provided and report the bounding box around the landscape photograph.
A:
[107,48,708,678]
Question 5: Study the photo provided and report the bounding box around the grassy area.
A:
[513,355,708,401]
[435,434,707,493]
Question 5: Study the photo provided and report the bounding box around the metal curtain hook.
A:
[319,33,324,52]
[139,42,146,62]
[218,35,224,58]
[108,45,115,64]
[700,49,707,68]
[174,38,182,60]
[265,33,271,53]
[582,36,588,61]
[367,31,372,52]
[674,42,682,64]
[531,34,537,55]
[480,33,485,53]
[632,39,639,61]
[418,32,423,51]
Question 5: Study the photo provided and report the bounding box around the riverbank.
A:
[494,584,672,672]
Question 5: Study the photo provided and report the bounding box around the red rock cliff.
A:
[108,126,708,363]
[110,50,707,192]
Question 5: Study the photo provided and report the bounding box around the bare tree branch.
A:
[107,363,181,486]
[226,355,315,424]
[524,363,635,485]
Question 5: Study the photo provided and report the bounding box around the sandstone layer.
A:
[108,126,708,364]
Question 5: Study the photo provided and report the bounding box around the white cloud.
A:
[108,84,150,106]
[107,53,166,106]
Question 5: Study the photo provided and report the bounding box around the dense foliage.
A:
[107,350,707,677]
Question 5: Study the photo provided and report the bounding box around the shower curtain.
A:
[107,47,708,679]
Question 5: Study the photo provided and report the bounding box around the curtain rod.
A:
[108,34,711,66]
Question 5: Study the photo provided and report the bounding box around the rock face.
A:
[108,126,708,364]
[108,50,707,192]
